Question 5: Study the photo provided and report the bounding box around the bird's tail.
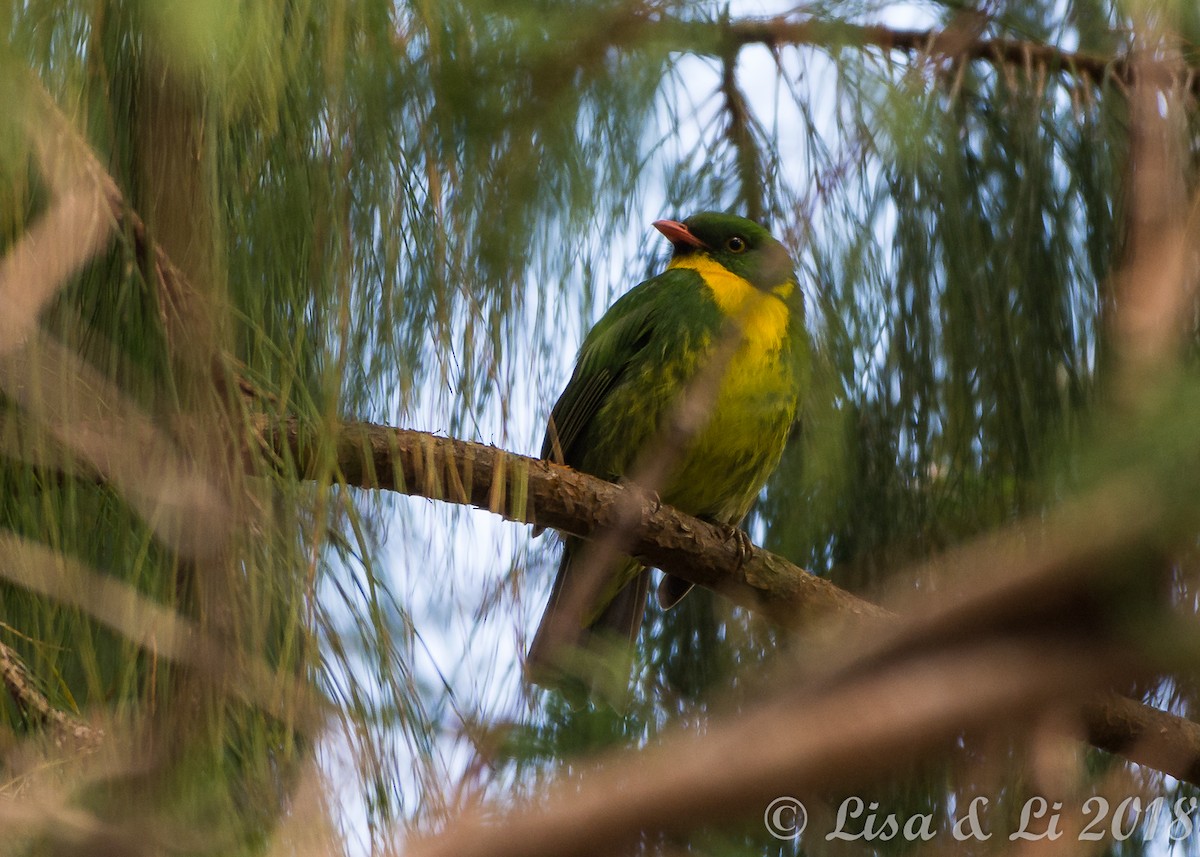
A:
[526,539,649,690]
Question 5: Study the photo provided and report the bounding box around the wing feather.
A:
[540,279,669,468]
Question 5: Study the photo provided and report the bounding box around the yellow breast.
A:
[661,256,799,520]
[667,255,792,352]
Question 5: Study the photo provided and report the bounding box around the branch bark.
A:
[0,639,100,751]
[266,416,1200,786]
[674,13,1185,94]
[266,417,883,626]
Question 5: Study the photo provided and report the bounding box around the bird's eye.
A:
[725,236,747,253]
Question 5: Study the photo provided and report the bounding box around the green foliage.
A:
[4,0,1200,855]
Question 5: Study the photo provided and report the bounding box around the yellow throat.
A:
[667,255,793,349]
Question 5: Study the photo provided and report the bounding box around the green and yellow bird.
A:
[528,211,809,680]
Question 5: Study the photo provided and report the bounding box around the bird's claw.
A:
[617,477,661,516]
[708,520,753,569]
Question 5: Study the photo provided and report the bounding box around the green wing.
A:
[541,269,700,469]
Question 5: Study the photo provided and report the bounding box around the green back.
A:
[542,267,725,476]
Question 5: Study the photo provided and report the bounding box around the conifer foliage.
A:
[2,2,1200,856]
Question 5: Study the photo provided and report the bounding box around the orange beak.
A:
[653,219,707,250]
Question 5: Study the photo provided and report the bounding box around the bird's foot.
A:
[701,517,754,569]
[617,477,661,517]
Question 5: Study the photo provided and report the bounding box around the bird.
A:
[527,211,809,686]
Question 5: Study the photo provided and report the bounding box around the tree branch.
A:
[415,640,1126,857]
[267,416,1200,785]
[0,638,100,750]
[661,12,1195,94]
[265,417,882,626]
[718,35,766,223]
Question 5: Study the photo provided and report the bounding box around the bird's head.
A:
[653,211,797,295]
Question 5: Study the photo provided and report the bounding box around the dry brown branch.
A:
[266,417,1200,785]
[0,533,324,729]
[1111,27,1196,372]
[0,186,114,354]
[409,637,1131,857]
[0,338,230,560]
[0,75,233,560]
[266,416,880,627]
[718,41,765,223]
[701,15,1176,93]
[402,430,1171,855]
[0,75,119,351]
[21,74,231,395]
[1083,693,1200,784]
[0,639,99,750]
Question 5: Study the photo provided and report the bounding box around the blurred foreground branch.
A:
[267,416,1200,785]
[412,637,1128,857]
